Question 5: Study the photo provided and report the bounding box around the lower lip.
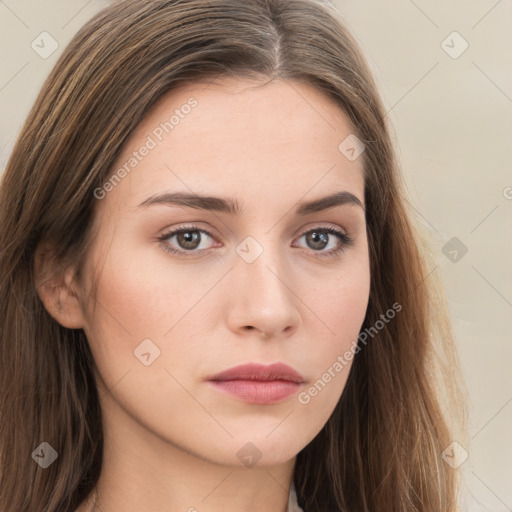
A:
[208,380,301,404]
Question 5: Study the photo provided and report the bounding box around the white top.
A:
[77,483,305,511]
[287,482,305,512]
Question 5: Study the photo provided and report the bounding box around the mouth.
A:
[206,362,305,404]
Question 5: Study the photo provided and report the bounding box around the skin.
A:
[37,77,370,512]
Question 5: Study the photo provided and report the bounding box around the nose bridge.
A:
[236,234,287,294]
[228,234,300,335]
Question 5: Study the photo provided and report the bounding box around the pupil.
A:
[178,231,200,250]
[309,231,328,250]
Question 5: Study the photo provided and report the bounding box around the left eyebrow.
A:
[296,191,365,215]
[135,190,364,215]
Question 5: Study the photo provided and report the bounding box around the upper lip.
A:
[207,363,305,383]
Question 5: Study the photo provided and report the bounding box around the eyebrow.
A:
[136,190,364,215]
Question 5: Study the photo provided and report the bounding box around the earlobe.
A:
[34,242,87,330]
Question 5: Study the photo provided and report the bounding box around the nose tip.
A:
[227,253,301,340]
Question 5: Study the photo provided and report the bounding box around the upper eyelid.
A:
[159,222,349,238]
[160,225,217,240]
[159,224,351,247]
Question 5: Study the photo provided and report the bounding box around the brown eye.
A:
[295,227,353,257]
[305,230,330,250]
[175,230,202,250]
[158,226,217,255]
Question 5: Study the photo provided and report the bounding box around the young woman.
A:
[0,0,466,510]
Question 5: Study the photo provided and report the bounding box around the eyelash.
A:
[157,224,354,258]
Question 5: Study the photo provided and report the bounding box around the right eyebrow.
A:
[135,192,241,214]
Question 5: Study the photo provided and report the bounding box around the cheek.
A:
[80,244,211,427]
[79,241,198,390]
[86,241,208,341]
[301,248,371,343]
[294,253,370,409]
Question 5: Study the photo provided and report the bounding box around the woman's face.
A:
[76,77,370,467]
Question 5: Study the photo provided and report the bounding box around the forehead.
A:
[101,77,365,212]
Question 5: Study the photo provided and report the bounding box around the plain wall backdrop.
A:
[1,1,511,510]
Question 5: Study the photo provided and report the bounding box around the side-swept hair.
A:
[0,1,465,510]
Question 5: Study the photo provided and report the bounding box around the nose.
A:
[225,242,301,339]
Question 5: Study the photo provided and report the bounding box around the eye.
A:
[158,225,217,255]
[157,224,354,257]
[294,227,354,257]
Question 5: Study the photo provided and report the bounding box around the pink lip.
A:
[206,363,305,404]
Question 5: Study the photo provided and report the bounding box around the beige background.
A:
[1,1,511,509]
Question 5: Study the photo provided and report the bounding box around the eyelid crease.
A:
[156,223,354,258]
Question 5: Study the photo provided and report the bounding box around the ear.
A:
[34,242,87,329]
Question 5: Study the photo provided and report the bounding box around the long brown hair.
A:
[0,0,466,510]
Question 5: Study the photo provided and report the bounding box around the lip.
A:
[206,363,305,404]
[208,362,305,383]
